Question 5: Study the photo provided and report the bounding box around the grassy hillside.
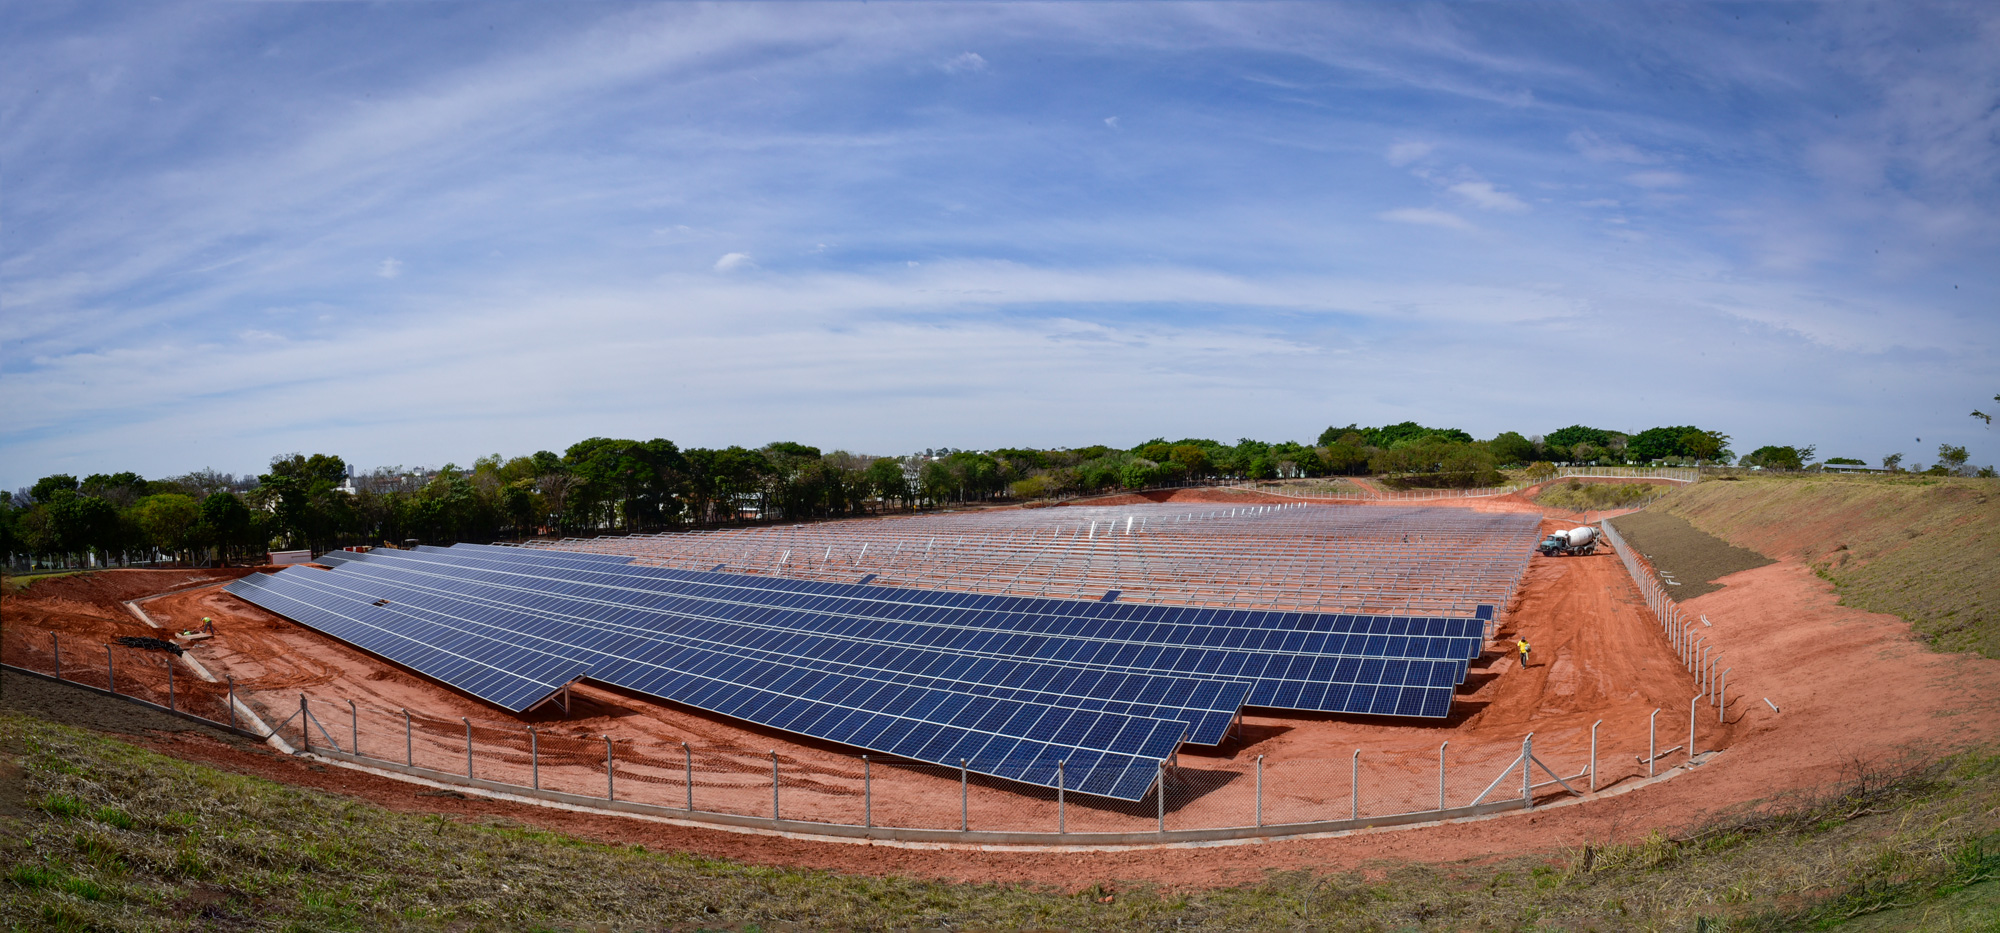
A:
[1656,475,2000,658]
[3,706,1997,931]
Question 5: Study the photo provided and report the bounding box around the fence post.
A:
[684,742,694,811]
[464,718,473,779]
[1255,754,1263,827]
[1157,761,1166,833]
[107,646,116,695]
[607,737,616,801]
[1719,669,1730,722]
[530,726,539,791]
[961,759,969,832]
[862,754,870,827]
[1648,709,1659,777]
[403,709,412,767]
[227,676,236,731]
[1438,742,1448,811]
[1590,720,1601,792]
[300,695,309,752]
[1057,760,1066,834]
[1522,734,1534,808]
[52,633,61,681]
[1351,749,1360,821]
[770,750,779,820]
[349,700,358,758]
[167,655,175,710]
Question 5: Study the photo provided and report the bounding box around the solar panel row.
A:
[303,550,1250,745]
[227,543,1495,800]
[383,546,1476,716]
[228,565,1187,799]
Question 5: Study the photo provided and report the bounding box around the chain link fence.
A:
[5,626,1705,841]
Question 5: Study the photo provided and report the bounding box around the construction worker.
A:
[1516,638,1530,668]
[201,616,215,634]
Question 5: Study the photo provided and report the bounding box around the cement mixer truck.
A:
[1538,525,1598,557]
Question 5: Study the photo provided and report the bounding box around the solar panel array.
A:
[533,503,1541,617]
[228,541,1493,800]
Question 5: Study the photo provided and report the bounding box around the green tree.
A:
[864,458,910,508]
[1742,446,1806,470]
[131,493,201,563]
[1626,426,1703,463]
[1882,452,1905,472]
[30,474,79,503]
[1488,432,1538,466]
[198,491,255,563]
[1937,444,1971,476]
[1680,430,1731,466]
[257,453,352,551]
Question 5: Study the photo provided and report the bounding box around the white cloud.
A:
[939,51,987,74]
[1626,170,1689,188]
[713,252,754,273]
[1379,207,1474,230]
[1104,116,1120,130]
[1567,130,1654,164]
[1448,180,1528,212]
[377,258,403,279]
[1385,141,1433,166]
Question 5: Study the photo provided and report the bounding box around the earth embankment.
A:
[1653,476,1999,657]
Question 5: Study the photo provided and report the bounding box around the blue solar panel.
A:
[224,570,592,712]
[229,565,1181,799]
[326,551,1248,745]
[398,546,1477,712]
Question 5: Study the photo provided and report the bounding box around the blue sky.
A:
[4,2,1996,487]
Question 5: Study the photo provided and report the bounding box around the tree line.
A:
[8,418,1984,568]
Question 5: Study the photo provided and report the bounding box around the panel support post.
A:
[1522,734,1534,809]
[529,726,538,791]
[1689,696,1698,760]
[464,718,474,779]
[1590,720,1601,792]
[1237,752,1257,828]
[403,709,412,767]
[1438,742,1449,811]
[1719,669,1730,722]
[1648,709,1659,777]
[770,750,779,820]
[961,760,970,832]
[1351,749,1360,821]
[862,754,870,828]
[1057,760,1066,834]
[684,742,694,812]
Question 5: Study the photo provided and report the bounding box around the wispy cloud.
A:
[1626,170,1689,189]
[2,1,1995,485]
[1449,180,1527,212]
[1385,141,1433,166]
[938,51,987,74]
[1379,208,1474,231]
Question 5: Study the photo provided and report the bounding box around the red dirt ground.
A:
[6,505,1998,889]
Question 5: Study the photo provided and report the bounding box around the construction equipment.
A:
[1537,526,1598,557]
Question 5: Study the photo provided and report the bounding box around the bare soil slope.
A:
[1657,476,2000,657]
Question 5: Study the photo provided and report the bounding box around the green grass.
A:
[1534,480,1668,512]
[1,712,1997,931]
[1658,474,2000,658]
